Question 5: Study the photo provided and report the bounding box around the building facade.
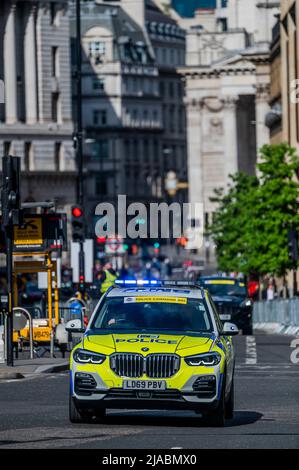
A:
[70,0,187,236]
[176,0,279,256]
[0,0,75,209]
[266,16,283,144]
[280,0,299,152]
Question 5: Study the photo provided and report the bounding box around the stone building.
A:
[70,0,187,233]
[265,16,283,144]
[0,0,75,209]
[176,0,280,254]
[280,0,299,152]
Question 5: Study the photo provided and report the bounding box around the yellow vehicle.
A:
[67,280,238,426]
[12,257,59,345]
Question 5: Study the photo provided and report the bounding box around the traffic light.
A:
[288,229,299,264]
[1,156,21,228]
[71,205,85,242]
[153,241,160,254]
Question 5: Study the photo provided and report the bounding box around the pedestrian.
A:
[99,263,118,295]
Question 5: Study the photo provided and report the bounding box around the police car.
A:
[66,280,238,426]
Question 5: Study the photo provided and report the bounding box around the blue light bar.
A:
[114,280,201,287]
[115,279,161,286]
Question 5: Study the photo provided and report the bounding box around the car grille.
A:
[215,304,238,317]
[110,353,180,378]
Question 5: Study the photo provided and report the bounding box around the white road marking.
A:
[245,336,257,364]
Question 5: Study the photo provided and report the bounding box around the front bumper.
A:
[70,363,224,411]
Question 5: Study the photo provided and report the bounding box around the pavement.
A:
[0,357,69,380]
[0,333,298,449]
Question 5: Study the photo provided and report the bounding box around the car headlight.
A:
[184,352,221,367]
[241,299,252,308]
[73,348,106,364]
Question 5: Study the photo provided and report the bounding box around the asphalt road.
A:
[0,333,298,449]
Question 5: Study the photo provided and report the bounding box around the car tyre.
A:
[243,325,253,335]
[225,378,234,420]
[69,396,93,424]
[94,408,106,423]
[205,381,226,427]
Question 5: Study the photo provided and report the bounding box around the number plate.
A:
[123,380,166,390]
[220,314,231,321]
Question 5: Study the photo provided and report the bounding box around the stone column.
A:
[255,83,270,163]
[222,95,239,184]
[186,98,204,206]
[24,5,38,124]
[4,2,17,124]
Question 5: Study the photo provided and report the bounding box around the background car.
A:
[199,276,253,335]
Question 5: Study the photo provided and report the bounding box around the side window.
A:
[209,295,223,333]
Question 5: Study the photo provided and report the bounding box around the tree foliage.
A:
[208,143,299,276]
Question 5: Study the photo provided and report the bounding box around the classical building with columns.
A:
[0,0,75,209]
[175,0,280,256]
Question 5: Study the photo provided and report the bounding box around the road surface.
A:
[0,333,298,449]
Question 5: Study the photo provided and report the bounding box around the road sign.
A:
[105,235,125,255]
[0,213,67,253]
[14,217,43,250]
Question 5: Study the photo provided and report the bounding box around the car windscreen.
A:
[92,297,213,333]
[202,280,247,297]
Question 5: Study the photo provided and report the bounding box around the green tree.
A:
[208,143,299,277]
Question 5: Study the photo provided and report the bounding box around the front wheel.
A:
[69,396,93,424]
[205,386,226,427]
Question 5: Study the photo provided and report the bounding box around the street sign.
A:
[106,235,125,255]
[14,217,43,250]
[0,213,67,253]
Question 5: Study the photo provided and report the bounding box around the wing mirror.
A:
[65,319,85,334]
[220,322,239,336]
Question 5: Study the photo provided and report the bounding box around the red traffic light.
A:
[72,206,83,218]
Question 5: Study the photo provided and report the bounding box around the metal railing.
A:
[253,298,299,328]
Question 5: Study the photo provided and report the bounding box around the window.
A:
[93,110,107,126]
[24,142,33,171]
[92,77,105,91]
[95,176,108,196]
[132,109,138,125]
[3,141,11,156]
[50,3,57,26]
[54,142,61,171]
[52,46,59,78]
[51,93,60,122]
[143,109,148,125]
[89,41,106,57]
[169,82,174,99]
[91,140,109,160]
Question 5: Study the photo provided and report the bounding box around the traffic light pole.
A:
[75,0,83,207]
[1,155,21,366]
[75,0,85,293]
[5,223,14,366]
